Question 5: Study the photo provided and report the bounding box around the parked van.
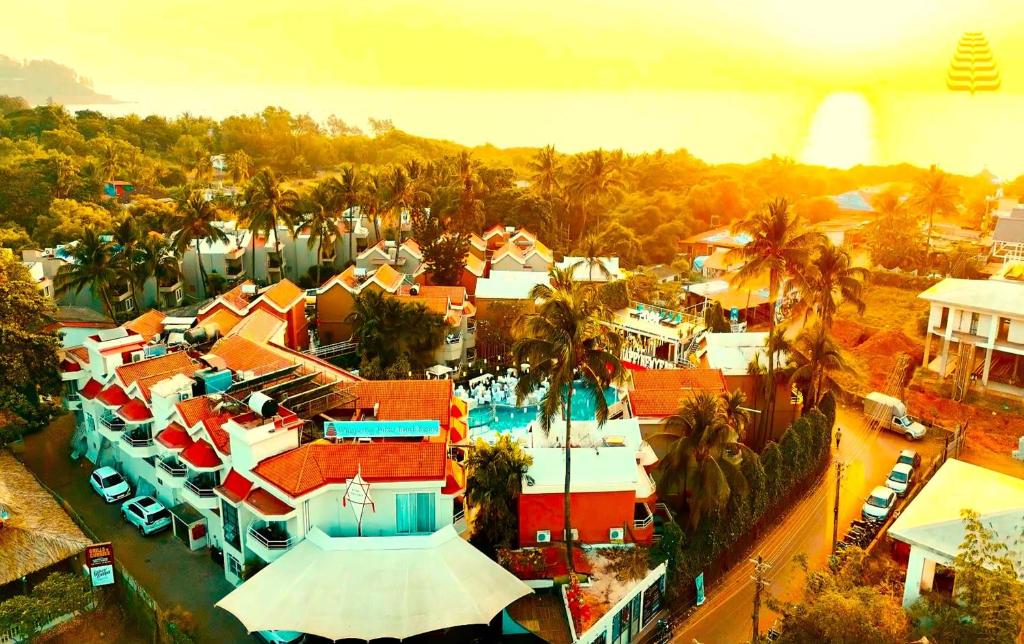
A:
[863,392,927,440]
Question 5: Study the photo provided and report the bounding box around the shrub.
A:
[598,280,629,310]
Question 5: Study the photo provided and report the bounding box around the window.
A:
[396,492,435,534]
[222,500,241,550]
[970,312,980,335]
[226,554,243,578]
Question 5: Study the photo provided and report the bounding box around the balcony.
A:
[157,457,187,488]
[97,415,126,441]
[158,280,184,307]
[442,336,463,362]
[464,324,476,349]
[182,476,219,510]
[119,426,157,458]
[247,522,295,563]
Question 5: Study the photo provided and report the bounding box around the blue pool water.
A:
[467,383,618,431]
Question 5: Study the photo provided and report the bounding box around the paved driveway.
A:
[17,414,250,644]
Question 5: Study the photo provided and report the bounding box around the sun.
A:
[800,92,876,169]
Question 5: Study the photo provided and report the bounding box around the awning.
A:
[169,502,205,526]
[216,526,532,641]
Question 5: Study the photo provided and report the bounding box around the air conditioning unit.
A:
[536,530,551,543]
[130,350,146,363]
[609,527,625,543]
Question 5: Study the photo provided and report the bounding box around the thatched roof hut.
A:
[0,451,90,587]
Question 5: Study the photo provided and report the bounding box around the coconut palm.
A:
[720,389,753,444]
[360,170,388,244]
[528,145,562,198]
[453,151,484,233]
[790,324,848,408]
[111,219,143,312]
[305,180,342,285]
[570,234,613,282]
[655,392,746,529]
[802,242,869,329]
[95,138,123,182]
[732,198,824,441]
[465,434,534,552]
[512,266,625,572]
[228,150,254,184]
[567,149,625,240]
[346,289,446,371]
[55,228,119,319]
[332,166,365,265]
[386,166,428,244]
[911,165,960,259]
[241,168,299,280]
[169,191,227,298]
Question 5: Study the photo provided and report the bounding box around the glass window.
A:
[222,500,241,550]
[396,492,436,534]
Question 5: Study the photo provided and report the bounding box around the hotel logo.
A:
[947,32,1000,94]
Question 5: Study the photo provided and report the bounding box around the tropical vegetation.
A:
[465,435,534,555]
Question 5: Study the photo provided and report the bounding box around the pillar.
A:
[923,332,932,368]
[983,316,1000,387]
[902,546,936,608]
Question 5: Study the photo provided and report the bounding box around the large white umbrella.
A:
[217,526,532,641]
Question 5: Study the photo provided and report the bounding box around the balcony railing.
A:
[248,524,293,550]
[100,416,125,432]
[184,479,217,497]
[445,334,462,345]
[158,458,187,477]
[633,503,654,529]
[121,430,154,448]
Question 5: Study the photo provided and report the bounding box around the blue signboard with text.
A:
[324,419,441,439]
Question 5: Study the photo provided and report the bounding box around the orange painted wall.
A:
[518,490,636,546]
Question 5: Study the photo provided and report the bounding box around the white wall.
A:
[298,483,451,538]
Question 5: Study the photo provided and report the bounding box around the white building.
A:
[555,256,623,283]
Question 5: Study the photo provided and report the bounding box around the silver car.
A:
[885,463,914,497]
[120,496,172,535]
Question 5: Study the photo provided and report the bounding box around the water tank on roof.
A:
[184,327,208,345]
[247,392,278,418]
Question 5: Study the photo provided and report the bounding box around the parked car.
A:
[861,486,897,522]
[885,463,915,497]
[89,467,132,503]
[863,392,926,439]
[896,449,921,469]
[257,631,305,644]
[120,496,172,535]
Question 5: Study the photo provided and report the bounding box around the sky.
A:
[5,0,1024,174]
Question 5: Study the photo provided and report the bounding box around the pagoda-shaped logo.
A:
[947,32,1000,94]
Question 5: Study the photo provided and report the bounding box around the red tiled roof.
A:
[156,423,193,450]
[253,442,446,498]
[176,396,219,428]
[397,284,466,306]
[117,399,153,422]
[123,310,166,341]
[67,346,90,364]
[98,384,131,407]
[628,368,728,417]
[115,352,198,399]
[244,488,295,516]
[60,358,82,372]
[260,280,303,310]
[203,415,231,455]
[216,469,254,504]
[344,380,452,425]
[219,282,252,312]
[80,379,104,400]
[180,439,223,469]
[208,335,291,375]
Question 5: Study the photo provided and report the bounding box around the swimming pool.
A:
[467,383,618,431]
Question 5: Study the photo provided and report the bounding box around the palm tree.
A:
[346,290,446,370]
[305,180,341,285]
[386,166,428,244]
[95,138,122,182]
[465,435,533,552]
[790,324,848,408]
[567,149,625,240]
[55,228,119,319]
[189,146,213,183]
[332,166,364,264]
[732,198,824,442]
[453,151,484,233]
[241,168,299,280]
[228,150,254,184]
[654,392,746,528]
[802,242,869,329]
[570,234,613,282]
[720,389,753,445]
[111,219,142,312]
[360,170,388,244]
[911,165,960,259]
[169,191,227,298]
[512,266,624,572]
[528,145,562,198]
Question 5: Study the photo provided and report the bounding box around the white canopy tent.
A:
[425,364,454,379]
[217,526,532,641]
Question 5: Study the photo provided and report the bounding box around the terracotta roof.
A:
[80,379,104,400]
[216,469,254,504]
[202,308,243,335]
[628,368,729,417]
[244,488,295,516]
[226,309,285,344]
[219,282,252,312]
[115,352,198,399]
[373,264,405,291]
[344,380,452,425]
[260,280,304,310]
[60,358,82,373]
[253,442,447,498]
[465,254,486,277]
[468,233,487,250]
[156,423,193,450]
[491,242,526,265]
[98,384,131,407]
[209,335,292,374]
[400,239,422,258]
[67,346,89,364]
[117,399,153,422]
[482,224,506,239]
[176,396,220,428]
[398,285,466,307]
[123,310,166,341]
[180,439,223,469]
[322,264,404,294]
[203,415,232,455]
[395,294,450,318]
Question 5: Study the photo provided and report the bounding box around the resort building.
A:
[394,284,477,368]
[177,222,251,300]
[609,301,707,369]
[45,306,117,348]
[354,239,424,276]
[482,226,554,272]
[888,459,1024,608]
[196,279,309,350]
[680,226,751,260]
[991,201,1024,263]
[555,255,624,283]
[315,264,407,344]
[919,277,1024,393]
[626,368,729,437]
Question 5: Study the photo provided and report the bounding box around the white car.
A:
[89,467,132,503]
[257,631,305,643]
[120,496,172,535]
[885,463,914,497]
[861,486,897,522]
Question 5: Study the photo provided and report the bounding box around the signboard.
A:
[695,572,706,607]
[85,542,115,587]
[324,419,441,439]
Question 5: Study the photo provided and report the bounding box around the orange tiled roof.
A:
[208,335,292,374]
[203,414,232,455]
[628,368,729,417]
[227,308,285,344]
[491,242,526,264]
[343,380,452,425]
[396,295,449,317]
[482,224,506,239]
[401,239,422,257]
[398,285,466,307]
[123,310,166,341]
[253,442,447,498]
[260,280,304,310]
[219,282,252,311]
[180,438,223,469]
[465,254,486,277]
[67,346,89,364]
[176,396,220,428]
[156,422,193,450]
[373,264,405,291]
[202,308,243,335]
[468,233,486,250]
[115,352,198,398]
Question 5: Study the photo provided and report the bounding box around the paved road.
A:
[671,404,946,644]
[17,415,250,644]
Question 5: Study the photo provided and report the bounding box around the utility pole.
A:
[832,460,847,553]
[750,555,770,644]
